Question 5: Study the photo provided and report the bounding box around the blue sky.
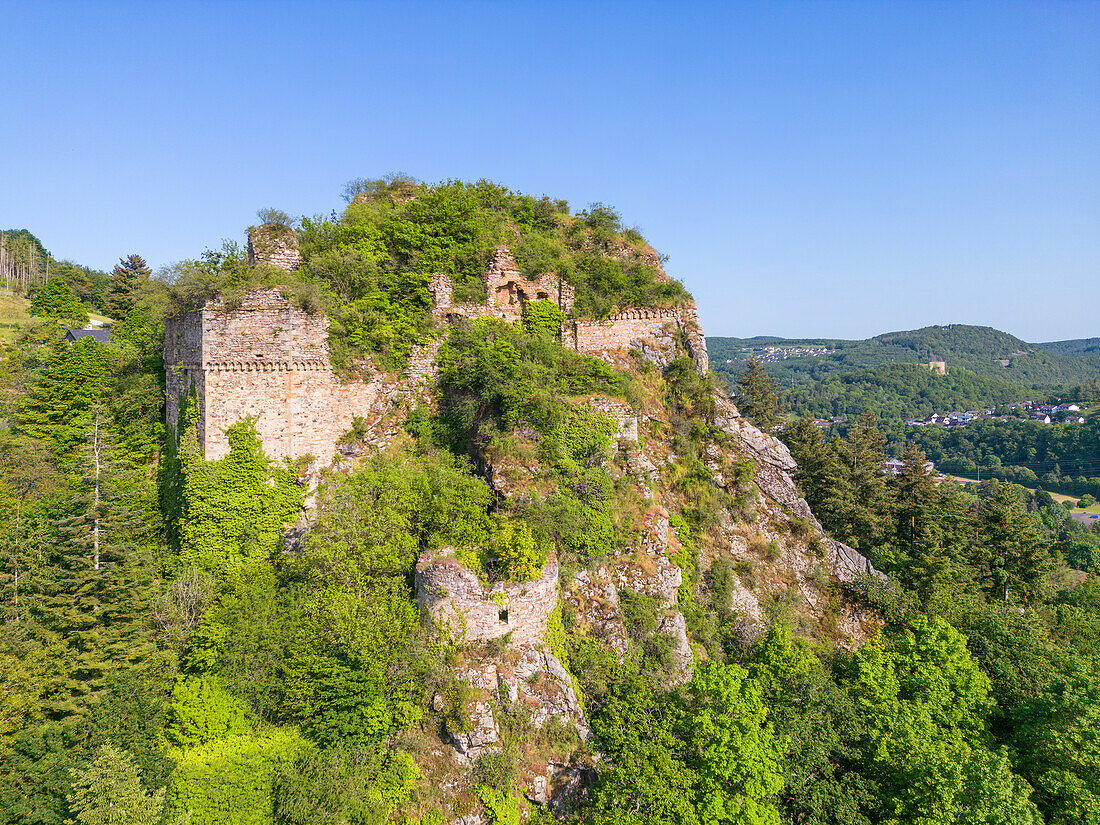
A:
[1,1,1096,340]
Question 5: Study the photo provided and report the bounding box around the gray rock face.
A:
[449,700,499,756]
[658,611,694,684]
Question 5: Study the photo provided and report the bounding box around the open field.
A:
[0,293,36,344]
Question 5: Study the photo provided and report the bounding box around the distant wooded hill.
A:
[1037,337,1100,357]
[710,324,1100,392]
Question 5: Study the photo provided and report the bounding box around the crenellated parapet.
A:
[164,288,384,462]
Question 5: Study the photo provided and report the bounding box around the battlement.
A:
[566,304,708,374]
[164,289,382,461]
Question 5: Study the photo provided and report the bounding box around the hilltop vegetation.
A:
[1038,337,1100,357]
[170,177,689,375]
[1,229,111,313]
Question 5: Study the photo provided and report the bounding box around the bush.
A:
[166,728,303,825]
[492,520,547,582]
[163,674,252,749]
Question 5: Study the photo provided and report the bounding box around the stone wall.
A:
[164,289,385,462]
[247,225,303,271]
[415,550,559,647]
[485,247,574,316]
[566,306,709,374]
[428,272,453,309]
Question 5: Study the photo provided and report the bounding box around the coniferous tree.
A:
[67,743,165,825]
[978,483,1048,603]
[782,417,852,541]
[834,411,892,551]
[736,356,783,432]
[17,336,114,461]
[105,255,150,321]
[39,408,158,719]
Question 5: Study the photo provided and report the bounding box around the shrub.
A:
[492,520,547,582]
[256,208,292,228]
[166,728,303,825]
[163,674,252,749]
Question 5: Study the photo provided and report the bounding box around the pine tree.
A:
[17,336,114,461]
[833,411,891,551]
[38,408,158,719]
[105,255,150,321]
[978,483,1048,603]
[67,743,165,825]
[736,356,782,432]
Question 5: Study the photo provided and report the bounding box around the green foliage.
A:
[18,336,114,460]
[173,415,302,578]
[272,745,419,825]
[910,416,1100,500]
[491,520,546,581]
[736,356,782,433]
[585,660,785,825]
[105,255,151,321]
[781,412,892,552]
[166,728,303,825]
[29,278,89,325]
[67,743,165,825]
[841,615,1041,825]
[163,674,252,748]
[278,448,485,746]
[521,298,565,338]
[436,316,631,452]
[711,324,1100,396]
[477,786,521,825]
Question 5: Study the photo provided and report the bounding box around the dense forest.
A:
[2,179,1100,825]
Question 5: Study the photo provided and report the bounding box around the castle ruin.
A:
[164,230,708,462]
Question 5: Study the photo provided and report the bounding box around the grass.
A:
[0,293,35,344]
[0,294,114,345]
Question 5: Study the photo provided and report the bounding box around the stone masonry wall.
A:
[416,550,559,647]
[247,225,303,271]
[165,244,708,464]
[485,247,574,316]
[165,289,384,462]
[567,306,709,374]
